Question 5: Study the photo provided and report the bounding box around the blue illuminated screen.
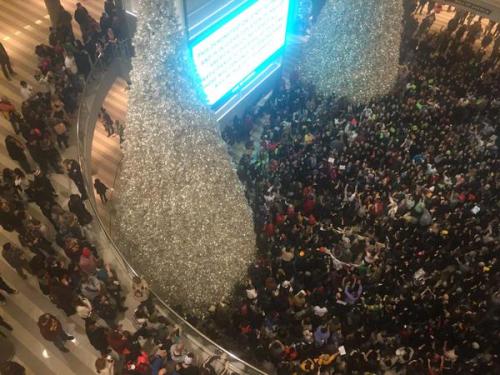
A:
[190,0,291,105]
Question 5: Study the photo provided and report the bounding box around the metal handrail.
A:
[107,154,123,234]
[75,40,266,375]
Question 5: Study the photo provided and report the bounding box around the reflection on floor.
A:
[92,79,127,231]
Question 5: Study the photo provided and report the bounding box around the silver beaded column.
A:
[299,0,403,101]
[115,0,256,315]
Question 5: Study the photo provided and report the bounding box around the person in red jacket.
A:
[106,328,132,355]
[264,222,275,237]
[303,195,316,215]
[37,313,74,352]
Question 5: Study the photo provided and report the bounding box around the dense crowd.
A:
[1,1,499,375]
[216,3,500,375]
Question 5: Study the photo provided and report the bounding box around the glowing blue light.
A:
[190,0,291,105]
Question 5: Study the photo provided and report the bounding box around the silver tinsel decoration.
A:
[299,0,403,101]
[115,0,256,314]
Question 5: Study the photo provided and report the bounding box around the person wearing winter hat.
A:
[63,159,88,199]
[314,325,330,348]
[0,275,17,304]
[68,194,93,226]
[85,319,110,355]
[5,135,31,173]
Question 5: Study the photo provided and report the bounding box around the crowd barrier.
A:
[75,40,267,375]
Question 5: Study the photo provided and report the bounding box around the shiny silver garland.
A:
[299,0,403,101]
[115,0,256,315]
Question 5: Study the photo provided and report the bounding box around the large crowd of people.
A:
[0,1,218,375]
[1,1,499,375]
[214,2,500,374]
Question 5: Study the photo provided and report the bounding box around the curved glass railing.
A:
[75,41,266,374]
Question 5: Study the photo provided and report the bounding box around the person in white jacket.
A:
[95,355,115,375]
[64,52,78,75]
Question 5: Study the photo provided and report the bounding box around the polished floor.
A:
[92,78,127,231]
[0,1,127,374]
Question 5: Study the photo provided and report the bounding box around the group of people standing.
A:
[2,1,500,375]
[1,0,228,374]
[207,4,499,375]
[0,0,132,365]
[1,4,224,375]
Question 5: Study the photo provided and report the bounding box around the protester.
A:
[0,361,26,375]
[2,243,31,279]
[0,42,15,81]
[0,315,13,335]
[0,2,498,374]
[0,275,17,304]
[214,5,499,373]
[37,313,74,352]
[68,194,93,225]
[5,135,32,173]
[99,107,115,137]
[64,159,88,199]
[94,178,109,203]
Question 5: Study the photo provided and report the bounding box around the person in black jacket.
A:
[74,40,92,78]
[0,42,15,80]
[94,179,109,204]
[32,170,57,200]
[0,360,26,375]
[104,0,116,16]
[68,194,92,226]
[74,3,91,39]
[0,275,17,304]
[5,136,31,173]
[64,159,88,200]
